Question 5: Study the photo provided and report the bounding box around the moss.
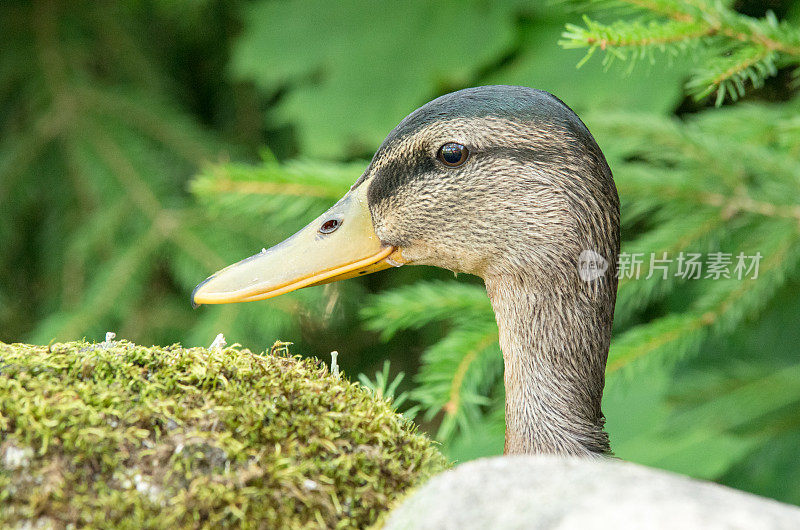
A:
[0,340,448,529]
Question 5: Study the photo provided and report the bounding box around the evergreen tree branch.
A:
[561,0,800,103]
[59,199,134,309]
[362,281,493,340]
[78,86,220,165]
[614,211,726,321]
[84,119,226,272]
[684,0,800,56]
[607,313,708,373]
[644,363,800,471]
[195,159,356,199]
[84,120,163,213]
[0,121,55,201]
[444,331,500,416]
[689,47,776,105]
[561,18,710,52]
[37,226,165,341]
[412,323,502,441]
[201,174,344,199]
[618,180,800,224]
[609,227,799,373]
[618,0,696,21]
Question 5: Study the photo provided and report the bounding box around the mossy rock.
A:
[0,340,448,528]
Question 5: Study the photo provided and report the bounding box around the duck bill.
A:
[191,184,401,306]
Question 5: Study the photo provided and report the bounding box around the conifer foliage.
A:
[560,0,800,104]
[194,0,800,504]
[1,1,231,343]
[0,1,338,350]
[4,0,800,508]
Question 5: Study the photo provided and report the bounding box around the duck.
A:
[192,85,620,457]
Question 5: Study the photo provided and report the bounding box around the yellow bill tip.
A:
[191,245,397,307]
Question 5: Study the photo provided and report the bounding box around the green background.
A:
[2,0,799,507]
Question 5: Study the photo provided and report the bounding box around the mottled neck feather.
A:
[485,274,613,457]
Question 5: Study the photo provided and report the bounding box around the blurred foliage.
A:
[1,0,236,345]
[231,0,692,158]
[233,0,528,158]
[3,0,800,509]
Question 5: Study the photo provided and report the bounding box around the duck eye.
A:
[319,218,341,234]
[438,142,469,167]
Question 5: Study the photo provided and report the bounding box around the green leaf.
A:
[231,0,528,157]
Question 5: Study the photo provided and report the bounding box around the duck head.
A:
[193,85,617,305]
[193,85,620,456]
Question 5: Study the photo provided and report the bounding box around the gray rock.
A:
[384,456,800,530]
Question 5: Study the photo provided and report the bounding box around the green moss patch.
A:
[0,340,447,528]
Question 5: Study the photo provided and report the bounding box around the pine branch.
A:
[688,46,777,105]
[33,227,166,342]
[607,312,708,374]
[191,158,358,233]
[412,323,502,441]
[595,109,800,199]
[77,85,222,165]
[0,110,65,199]
[561,17,709,66]
[608,221,800,374]
[614,210,725,321]
[621,363,800,479]
[59,199,134,308]
[0,1,317,349]
[670,363,800,436]
[362,281,501,441]
[443,331,500,416]
[561,0,800,103]
[361,281,493,340]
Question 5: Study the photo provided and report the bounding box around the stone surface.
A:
[384,455,800,530]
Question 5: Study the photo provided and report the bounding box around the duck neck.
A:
[485,274,613,457]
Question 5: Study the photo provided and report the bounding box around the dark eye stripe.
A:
[437,143,469,167]
[368,151,438,205]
